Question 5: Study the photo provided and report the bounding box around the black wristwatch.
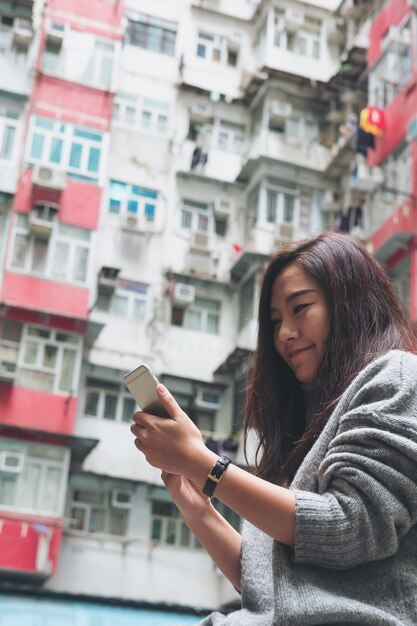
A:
[202,455,231,497]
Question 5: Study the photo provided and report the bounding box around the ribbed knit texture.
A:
[197,350,417,625]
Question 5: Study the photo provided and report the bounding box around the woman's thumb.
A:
[156,383,183,420]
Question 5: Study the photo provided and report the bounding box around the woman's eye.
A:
[271,319,281,331]
[294,303,310,314]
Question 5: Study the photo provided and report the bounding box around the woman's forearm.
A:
[183,504,242,591]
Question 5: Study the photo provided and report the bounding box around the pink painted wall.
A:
[0,514,62,575]
[367,0,410,69]
[1,273,89,320]
[14,168,102,230]
[0,385,77,434]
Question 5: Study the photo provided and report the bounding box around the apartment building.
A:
[0,0,413,616]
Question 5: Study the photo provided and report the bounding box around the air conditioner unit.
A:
[98,266,120,292]
[173,282,196,306]
[275,222,295,243]
[194,389,221,411]
[270,100,292,123]
[190,231,210,250]
[12,18,33,46]
[0,364,17,384]
[45,21,67,47]
[0,451,24,473]
[32,165,66,191]
[284,8,304,32]
[214,196,235,217]
[322,189,342,212]
[111,489,132,509]
[29,203,59,236]
[189,102,212,121]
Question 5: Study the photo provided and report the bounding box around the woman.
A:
[131,232,417,625]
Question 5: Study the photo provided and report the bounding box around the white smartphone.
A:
[123,363,170,418]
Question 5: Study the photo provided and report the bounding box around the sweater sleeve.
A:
[292,352,417,569]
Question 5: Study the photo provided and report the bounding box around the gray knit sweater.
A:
[198,350,417,625]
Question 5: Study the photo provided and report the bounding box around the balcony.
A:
[237,129,331,182]
[0,24,34,96]
[177,139,243,183]
[0,511,62,581]
[368,198,417,264]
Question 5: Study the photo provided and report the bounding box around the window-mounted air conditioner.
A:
[214,196,235,218]
[189,102,212,120]
[0,451,24,473]
[194,389,221,411]
[190,231,210,250]
[98,266,120,292]
[29,202,59,237]
[270,100,292,123]
[275,222,295,243]
[45,20,67,47]
[173,282,196,306]
[111,489,132,509]
[12,18,33,46]
[284,8,304,32]
[122,214,143,233]
[32,165,66,191]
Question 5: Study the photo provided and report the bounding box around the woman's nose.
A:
[278,319,299,342]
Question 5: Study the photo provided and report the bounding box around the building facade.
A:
[0,0,414,615]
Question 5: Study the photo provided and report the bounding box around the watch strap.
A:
[202,455,231,497]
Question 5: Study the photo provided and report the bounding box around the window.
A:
[113,93,170,134]
[19,326,81,394]
[216,120,245,152]
[0,319,22,375]
[385,142,412,197]
[69,487,130,535]
[286,117,318,143]
[274,10,322,60]
[151,499,201,548]
[369,23,412,109]
[171,297,221,334]
[0,110,19,162]
[10,214,91,284]
[96,280,149,321]
[196,31,239,67]
[265,188,298,225]
[0,438,68,515]
[108,180,158,225]
[83,379,137,422]
[126,14,176,56]
[27,116,105,183]
[180,200,211,233]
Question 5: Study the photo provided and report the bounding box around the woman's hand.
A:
[130,384,215,478]
[161,472,212,521]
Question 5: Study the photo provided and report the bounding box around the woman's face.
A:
[270,263,329,384]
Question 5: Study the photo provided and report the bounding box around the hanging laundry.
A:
[335,206,363,234]
[359,106,386,137]
[191,146,208,171]
[356,126,375,156]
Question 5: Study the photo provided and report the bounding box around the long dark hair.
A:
[244,232,417,485]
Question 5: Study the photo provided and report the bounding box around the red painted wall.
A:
[14,168,102,230]
[370,199,417,256]
[0,385,77,434]
[6,306,87,334]
[1,273,89,320]
[368,0,410,68]
[33,76,113,131]
[47,0,125,34]
[0,514,62,576]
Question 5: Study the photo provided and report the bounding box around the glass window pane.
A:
[109,509,127,535]
[283,195,295,222]
[112,295,128,316]
[99,56,113,88]
[122,396,136,422]
[40,466,62,512]
[20,462,41,509]
[127,199,138,214]
[89,508,106,533]
[31,238,48,273]
[166,519,177,544]
[49,138,63,164]
[266,190,277,223]
[186,310,202,331]
[0,125,16,160]
[12,233,28,268]
[87,147,100,173]
[151,518,162,540]
[43,345,57,368]
[181,210,192,229]
[51,241,69,280]
[0,475,17,506]
[132,299,145,320]
[59,348,76,392]
[144,203,155,222]
[141,111,151,129]
[85,390,99,416]
[206,313,219,334]
[30,133,44,159]
[103,394,117,419]
[23,341,38,365]
[69,143,82,168]
[72,247,88,282]
[97,291,111,311]
[70,506,86,530]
